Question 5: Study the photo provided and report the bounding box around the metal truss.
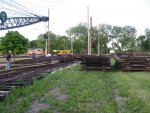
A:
[0,16,49,30]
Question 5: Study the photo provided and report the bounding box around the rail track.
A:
[0,56,75,101]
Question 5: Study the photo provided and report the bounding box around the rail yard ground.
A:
[0,64,150,113]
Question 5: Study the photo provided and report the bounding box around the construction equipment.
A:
[53,50,72,55]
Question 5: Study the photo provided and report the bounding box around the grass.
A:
[0,64,150,113]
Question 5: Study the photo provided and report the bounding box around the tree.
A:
[37,34,45,49]
[144,28,150,51]
[56,35,70,50]
[66,23,88,53]
[111,26,137,52]
[91,26,99,54]
[0,31,29,55]
[122,26,137,52]
[73,38,83,53]
[111,26,122,51]
[29,40,38,48]
[98,24,112,53]
[136,35,147,52]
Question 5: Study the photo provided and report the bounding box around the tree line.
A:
[0,22,150,55]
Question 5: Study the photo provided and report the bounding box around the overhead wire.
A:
[0,0,41,17]
[9,0,41,17]
[0,6,34,17]
[0,0,29,14]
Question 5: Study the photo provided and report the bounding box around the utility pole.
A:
[87,6,92,55]
[89,16,92,55]
[87,6,90,55]
[47,8,50,54]
[44,9,50,56]
[45,34,48,56]
[71,36,73,54]
[98,25,100,56]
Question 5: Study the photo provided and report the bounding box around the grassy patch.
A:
[0,65,150,113]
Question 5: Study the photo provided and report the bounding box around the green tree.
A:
[136,35,147,52]
[122,26,137,52]
[66,23,88,53]
[37,34,45,49]
[111,26,137,52]
[29,40,37,48]
[111,26,122,51]
[73,38,83,53]
[91,26,99,54]
[98,24,112,53]
[56,35,70,50]
[0,31,29,55]
[144,28,150,51]
[48,32,58,50]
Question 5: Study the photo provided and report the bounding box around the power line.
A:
[9,0,41,17]
[0,0,40,17]
[0,0,28,13]
[0,6,34,17]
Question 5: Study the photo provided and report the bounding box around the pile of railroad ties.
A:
[114,53,150,71]
[80,55,110,71]
[80,53,150,71]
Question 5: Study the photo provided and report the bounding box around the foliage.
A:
[37,34,45,49]
[66,23,88,53]
[29,32,71,54]
[0,31,29,55]
[122,26,137,52]
[3,23,149,54]
[144,28,150,51]
[136,35,147,52]
[29,40,38,48]
[98,24,112,53]
[111,26,137,52]
[49,33,70,53]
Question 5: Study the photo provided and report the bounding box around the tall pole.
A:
[71,36,73,54]
[98,25,100,56]
[45,36,48,56]
[87,6,90,55]
[47,8,50,54]
[89,16,92,55]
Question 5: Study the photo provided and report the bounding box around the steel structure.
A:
[0,16,49,30]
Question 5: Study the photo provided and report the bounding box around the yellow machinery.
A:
[53,50,72,54]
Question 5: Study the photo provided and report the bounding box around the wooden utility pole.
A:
[87,6,90,55]
[45,35,48,56]
[71,36,73,54]
[87,6,92,55]
[47,8,50,54]
[98,24,100,56]
[89,16,92,55]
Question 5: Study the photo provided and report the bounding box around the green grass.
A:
[0,65,150,113]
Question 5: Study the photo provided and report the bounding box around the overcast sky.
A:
[1,0,150,40]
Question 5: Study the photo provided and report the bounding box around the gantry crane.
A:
[0,0,49,30]
[0,11,49,30]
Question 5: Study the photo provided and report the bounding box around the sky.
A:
[1,0,150,40]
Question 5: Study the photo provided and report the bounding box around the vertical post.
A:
[71,36,73,54]
[47,8,50,54]
[89,16,92,55]
[87,6,90,55]
[98,25,100,56]
[45,37,48,56]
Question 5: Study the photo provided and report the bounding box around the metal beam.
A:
[0,16,49,30]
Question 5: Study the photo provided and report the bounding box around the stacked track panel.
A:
[115,53,150,71]
[80,55,110,71]
[13,56,63,64]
